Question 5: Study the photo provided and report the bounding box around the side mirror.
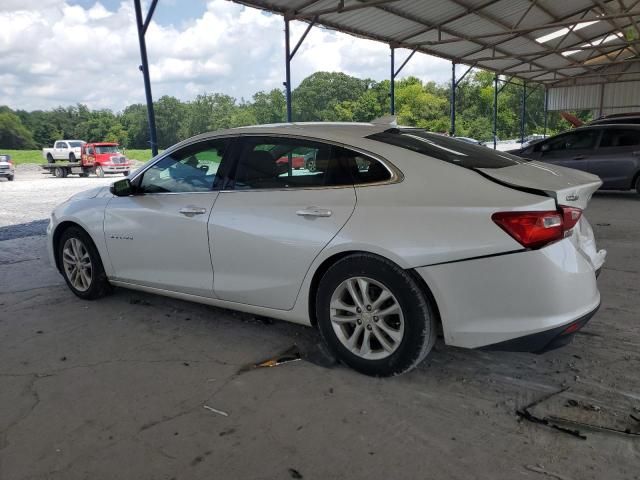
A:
[110,178,134,197]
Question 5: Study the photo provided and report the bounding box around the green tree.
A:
[0,109,37,149]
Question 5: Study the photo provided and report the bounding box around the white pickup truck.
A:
[42,140,86,163]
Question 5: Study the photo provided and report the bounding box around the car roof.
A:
[171,122,393,153]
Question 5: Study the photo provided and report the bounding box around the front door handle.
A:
[179,206,207,217]
[296,207,332,218]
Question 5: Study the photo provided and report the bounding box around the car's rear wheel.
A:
[47,153,55,164]
[635,174,640,195]
[8,175,14,181]
[58,226,112,300]
[123,171,130,176]
[69,153,76,162]
[316,253,437,376]
[95,166,105,177]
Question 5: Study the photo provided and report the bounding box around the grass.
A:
[0,149,156,165]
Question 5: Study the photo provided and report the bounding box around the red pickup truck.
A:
[83,142,130,177]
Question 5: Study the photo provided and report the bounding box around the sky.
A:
[0,0,452,112]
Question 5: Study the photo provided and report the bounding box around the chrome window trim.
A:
[129,132,404,195]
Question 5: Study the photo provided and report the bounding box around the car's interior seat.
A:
[235,150,279,189]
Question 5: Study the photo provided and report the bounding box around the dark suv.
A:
[508,125,640,194]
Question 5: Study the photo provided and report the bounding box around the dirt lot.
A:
[1,166,639,480]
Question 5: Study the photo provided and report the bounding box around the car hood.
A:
[68,186,109,201]
[477,161,602,210]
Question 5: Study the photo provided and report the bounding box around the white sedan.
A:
[47,122,606,376]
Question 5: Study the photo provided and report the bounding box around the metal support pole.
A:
[543,86,548,138]
[493,74,498,150]
[450,62,456,136]
[284,18,292,123]
[520,82,527,144]
[390,47,395,115]
[134,0,158,156]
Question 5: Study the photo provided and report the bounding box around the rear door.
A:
[209,136,357,310]
[538,129,600,171]
[588,127,640,189]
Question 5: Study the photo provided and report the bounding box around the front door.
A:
[104,138,231,297]
[539,129,600,172]
[210,136,358,310]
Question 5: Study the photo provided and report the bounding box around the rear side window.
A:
[367,129,524,169]
[599,129,640,148]
[229,137,390,190]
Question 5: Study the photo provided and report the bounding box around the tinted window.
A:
[599,128,640,148]
[68,141,84,148]
[55,142,65,148]
[367,129,525,169]
[545,130,599,152]
[140,138,229,193]
[229,137,385,189]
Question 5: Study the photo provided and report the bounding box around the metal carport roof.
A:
[233,0,640,86]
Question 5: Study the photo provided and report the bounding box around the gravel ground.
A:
[0,164,135,229]
[0,171,639,480]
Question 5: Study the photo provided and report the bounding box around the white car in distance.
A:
[47,122,606,376]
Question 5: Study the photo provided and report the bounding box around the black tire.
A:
[47,153,55,164]
[306,159,316,172]
[8,175,14,181]
[122,171,130,176]
[95,166,105,177]
[57,226,112,300]
[315,253,437,377]
[69,153,76,162]
[635,174,640,195]
[78,172,89,178]
[53,167,67,178]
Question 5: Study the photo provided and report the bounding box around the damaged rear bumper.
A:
[480,303,600,353]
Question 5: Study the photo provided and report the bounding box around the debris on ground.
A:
[524,464,573,480]
[203,405,229,417]
[240,345,302,372]
[288,468,303,479]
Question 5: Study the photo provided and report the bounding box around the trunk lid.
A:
[477,161,602,210]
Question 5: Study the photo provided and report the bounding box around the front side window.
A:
[229,137,391,190]
[139,138,229,193]
[599,128,640,148]
[545,130,599,152]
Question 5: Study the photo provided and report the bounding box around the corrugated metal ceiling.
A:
[232,0,640,87]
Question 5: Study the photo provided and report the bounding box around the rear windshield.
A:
[366,129,526,169]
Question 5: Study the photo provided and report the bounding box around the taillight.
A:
[560,206,582,231]
[492,206,582,249]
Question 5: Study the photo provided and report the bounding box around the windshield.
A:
[367,129,526,169]
[95,145,121,154]
[68,141,85,148]
[0,155,10,162]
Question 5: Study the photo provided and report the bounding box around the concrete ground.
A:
[1,167,639,480]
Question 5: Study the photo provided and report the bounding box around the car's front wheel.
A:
[58,226,112,300]
[95,166,104,177]
[316,254,437,376]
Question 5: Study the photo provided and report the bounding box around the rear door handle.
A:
[572,155,587,160]
[179,206,207,217]
[296,206,332,217]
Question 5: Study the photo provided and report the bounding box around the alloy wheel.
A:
[62,237,93,292]
[329,276,405,360]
